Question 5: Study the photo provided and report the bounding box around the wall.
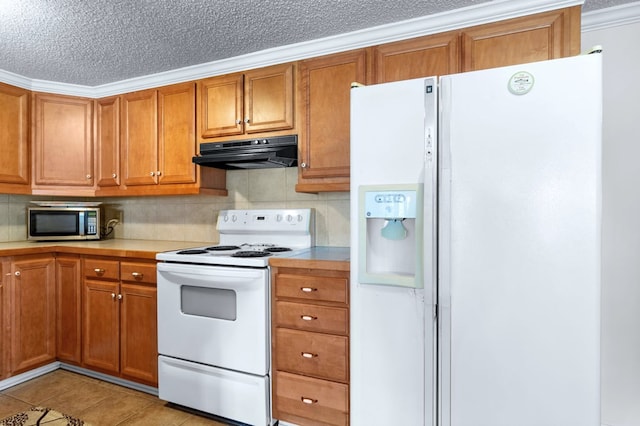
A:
[583,18,640,426]
[0,167,350,247]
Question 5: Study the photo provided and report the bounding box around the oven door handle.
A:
[157,262,266,290]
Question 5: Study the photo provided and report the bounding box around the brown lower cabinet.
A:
[272,263,350,426]
[56,255,82,364]
[1,254,56,377]
[82,257,158,386]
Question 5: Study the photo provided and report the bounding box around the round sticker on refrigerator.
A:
[508,71,534,95]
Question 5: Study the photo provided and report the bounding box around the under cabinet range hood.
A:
[193,135,297,170]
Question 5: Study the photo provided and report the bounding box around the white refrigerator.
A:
[350,53,602,426]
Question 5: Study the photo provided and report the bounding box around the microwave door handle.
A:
[79,211,86,236]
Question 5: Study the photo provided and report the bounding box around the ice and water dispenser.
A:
[358,184,423,288]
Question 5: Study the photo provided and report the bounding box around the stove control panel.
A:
[217,209,314,233]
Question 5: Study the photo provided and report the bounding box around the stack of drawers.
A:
[271,265,350,426]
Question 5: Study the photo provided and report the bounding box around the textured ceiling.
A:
[0,0,635,86]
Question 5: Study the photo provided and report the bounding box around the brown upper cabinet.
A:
[372,31,461,84]
[32,93,94,195]
[96,82,225,197]
[296,50,367,193]
[197,63,295,140]
[95,96,121,188]
[0,83,30,194]
[461,7,580,71]
[121,83,197,187]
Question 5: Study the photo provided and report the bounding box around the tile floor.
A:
[0,369,229,425]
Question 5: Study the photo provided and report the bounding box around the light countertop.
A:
[0,239,205,259]
[0,240,351,265]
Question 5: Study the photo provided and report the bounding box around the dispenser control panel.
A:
[364,190,418,219]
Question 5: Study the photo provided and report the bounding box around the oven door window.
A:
[181,285,236,320]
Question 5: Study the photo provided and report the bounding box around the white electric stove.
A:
[156,209,315,267]
[156,209,314,426]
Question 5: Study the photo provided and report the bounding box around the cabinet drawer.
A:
[275,371,348,426]
[275,274,348,304]
[276,301,348,335]
[121,262,156,284]
[84,259,119,280]
[276,328,348,382]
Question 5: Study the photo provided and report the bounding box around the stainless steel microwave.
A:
[28,206,101,241]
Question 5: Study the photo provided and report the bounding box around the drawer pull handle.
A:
[94,268,105,275]
[301,397,318,405]
[300,315,317,321]
[301,352,318,359]
[300,287,317,293]
[131,272,143,279]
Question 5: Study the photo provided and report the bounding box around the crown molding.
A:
[582,1,640,31]
[2,0,584,97]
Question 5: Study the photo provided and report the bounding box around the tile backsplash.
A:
[0,168,351,247]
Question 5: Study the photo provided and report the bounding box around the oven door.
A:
[157,262,269,375]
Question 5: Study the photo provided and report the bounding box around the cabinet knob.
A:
[94,268,105,276]
[112,173,117,178]
[244,118,250,123]
[118,294,123,300]
[14,271,21,277]
[86,174,92,179]
[300,162,307,168]
[301,397,318,405]
[131,272,143,279]
[300,287,317,293]
[150,172,155,176]
[300,352,318,359]
[235,119,242,125]
[111,293,116,299]
[157,171,162,176]
[300,315,317,321]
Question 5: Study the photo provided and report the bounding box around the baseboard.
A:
[0,362,158,397]
[59,363,158,396]
[0,362,61,391]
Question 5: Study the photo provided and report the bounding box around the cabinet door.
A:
[9,255,56,374]
[0,259,8,379]
[158,82,196,185]
[120,282,158,385]
[33,93,94,187]
[461,6,580,72]
[0,83,30,191]
[297,50,367,192]
[197,73,243,138]
[373,31,460,83]
[56,255,82,364]
[121,89,158,186]
[95,96,121,187]
[82,279,119,374]
[244,63,294,134]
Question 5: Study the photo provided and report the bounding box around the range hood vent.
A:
[193,135,297,170]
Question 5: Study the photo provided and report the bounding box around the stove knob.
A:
[232,215,237,222]
[223,215,229,222]
[276,214,283,222]
[297,214,304,222]
[287,214,293,222]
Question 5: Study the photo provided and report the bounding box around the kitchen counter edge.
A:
[270,246,350,271]
[0,239,206,260]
